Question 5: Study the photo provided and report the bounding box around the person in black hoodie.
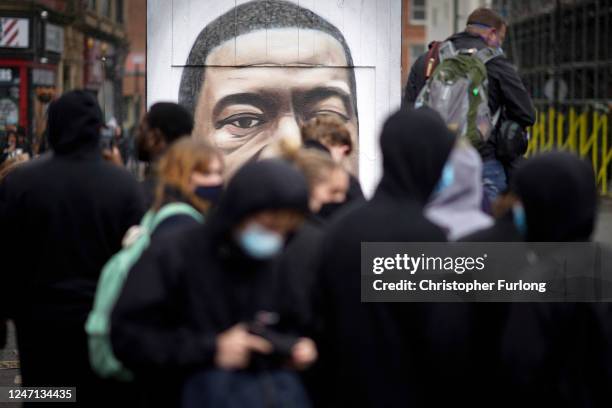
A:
[0,90,144,406]
[461,152,607,408]
[497,152,611,407]
[111,159,318,407]
[313,108,473,407]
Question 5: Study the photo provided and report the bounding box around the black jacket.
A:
[0,91,144,405]
[403,31,536,160]
[111,159,309,405]
[314,108,473,407]
[149,186,206,240]
[468,152,606,407]
[512,151,597,242]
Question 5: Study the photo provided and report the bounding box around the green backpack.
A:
[415,41,502,147]
[85,202,204,381]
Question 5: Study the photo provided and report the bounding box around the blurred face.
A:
[136,116,165,162]
[194,28,358,176]
[7,134,16,148]
[190,156,224,189]
[327,144,351,163]
[236,209,303,238]
[485,25,506,48]
[309,167,349,213]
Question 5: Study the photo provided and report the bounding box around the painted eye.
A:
[217,113,265,131]
[229,117,262,129]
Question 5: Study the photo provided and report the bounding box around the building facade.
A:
[122,0,145,139]
[401,0,427,88]
[0,0,127,151]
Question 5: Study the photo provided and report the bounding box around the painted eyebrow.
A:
[212,92,279,119]
[295,87,354,117]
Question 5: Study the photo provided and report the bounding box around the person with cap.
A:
[404,7,536,205]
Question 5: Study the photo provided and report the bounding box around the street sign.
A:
[0,18,29,48]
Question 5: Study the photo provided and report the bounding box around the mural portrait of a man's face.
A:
[178,0,358,176]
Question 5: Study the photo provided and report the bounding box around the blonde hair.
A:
[277,137,344,192]
[153,139,223,212]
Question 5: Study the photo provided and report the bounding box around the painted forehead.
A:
[204,28,349,67]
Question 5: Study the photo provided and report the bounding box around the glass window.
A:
[411,0,427,23]
[100,0,111,18]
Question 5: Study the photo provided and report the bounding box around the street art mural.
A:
[147,0,402,195]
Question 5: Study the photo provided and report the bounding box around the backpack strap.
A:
[424,41,442,79]
[150,202,204,231]
[474,46,503,65]
[437,40,458,62]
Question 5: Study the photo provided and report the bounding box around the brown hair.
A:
[466,8,507,32]
[278,137,344,193]
[153,138,223,212]
[301,116,353,154]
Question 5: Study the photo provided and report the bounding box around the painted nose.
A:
[275,114,302,144]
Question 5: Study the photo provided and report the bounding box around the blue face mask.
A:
[512,203,527,236]
[237,223,284,260]
[194,184,223,205]
[433,163,455,194]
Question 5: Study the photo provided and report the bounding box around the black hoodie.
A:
[0,91,144,404]
[498,152,611,407]
[313,108,474,407]
[110,159,309,405]
[513,151,597,242]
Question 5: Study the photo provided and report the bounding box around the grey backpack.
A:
[415,41,502,146]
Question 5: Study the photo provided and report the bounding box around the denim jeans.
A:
[482,159,507,205]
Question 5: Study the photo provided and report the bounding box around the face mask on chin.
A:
[432,163,455,195]
[236,223,284,260]
[194,184,223,205]
[512,203,528,237]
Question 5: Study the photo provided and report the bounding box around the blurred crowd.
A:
[0,6,610,408]
[0,90,608,408]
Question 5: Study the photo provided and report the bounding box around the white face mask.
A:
[237,223,284,259]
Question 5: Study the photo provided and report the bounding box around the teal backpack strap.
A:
[150,202,204,231]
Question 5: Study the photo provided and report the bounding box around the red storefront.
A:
[0,13,61,144]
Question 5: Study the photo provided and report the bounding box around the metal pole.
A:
[453,0,459,33]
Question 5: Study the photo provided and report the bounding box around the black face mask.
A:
[317,201,345,220]
[194,184,223,205]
